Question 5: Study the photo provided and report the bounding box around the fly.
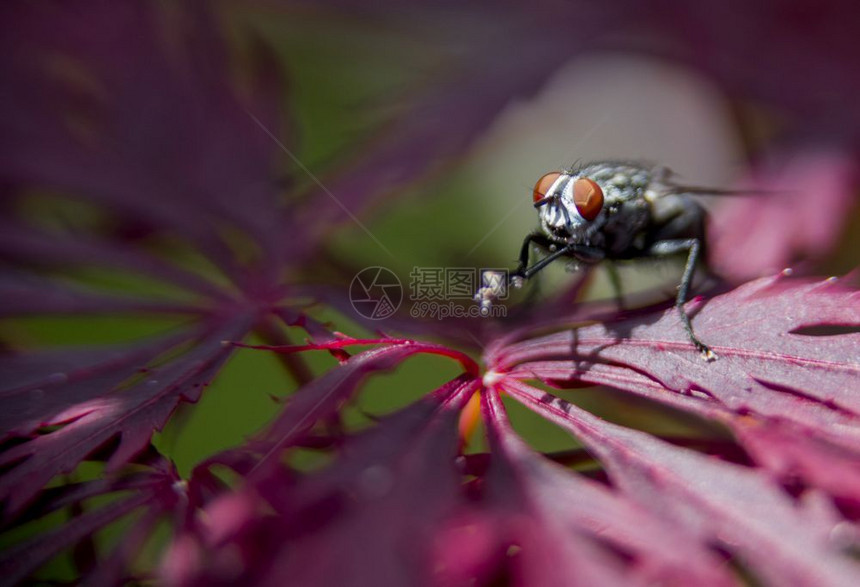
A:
[476,161,735,361]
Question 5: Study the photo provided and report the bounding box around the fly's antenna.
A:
[533,194,558,208]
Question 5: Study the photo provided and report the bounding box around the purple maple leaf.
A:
[2,1,860,586]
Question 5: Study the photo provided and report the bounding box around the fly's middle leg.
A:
[604,261,626,312]
[647,238,717,360]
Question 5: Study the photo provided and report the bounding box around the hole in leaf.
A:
[754,377,851,414]
[790,324,860,337]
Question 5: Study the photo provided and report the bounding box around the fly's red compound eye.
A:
[573,178,604,221]
[533,172,562,203]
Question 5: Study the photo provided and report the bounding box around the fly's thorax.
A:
[647,191,690,223]
[575,162,652,204]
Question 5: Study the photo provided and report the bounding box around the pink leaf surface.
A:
[503,379,860,586]
[481,389,736,586]
[487,274,860,498]
[489,274,860,428]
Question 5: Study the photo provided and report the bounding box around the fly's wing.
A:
[654,166,783,197]
[668,185,779,196]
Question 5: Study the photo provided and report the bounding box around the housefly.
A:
[475,161,735,361]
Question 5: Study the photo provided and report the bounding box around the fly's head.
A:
[532,171,605,243]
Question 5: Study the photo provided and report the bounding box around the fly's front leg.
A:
[647,238,717,360]
[476,234,603,309]
[475,232,552,309]
[514,240,604,281]
[512,232,552,283]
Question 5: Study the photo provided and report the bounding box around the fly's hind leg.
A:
[647,238,717,361]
